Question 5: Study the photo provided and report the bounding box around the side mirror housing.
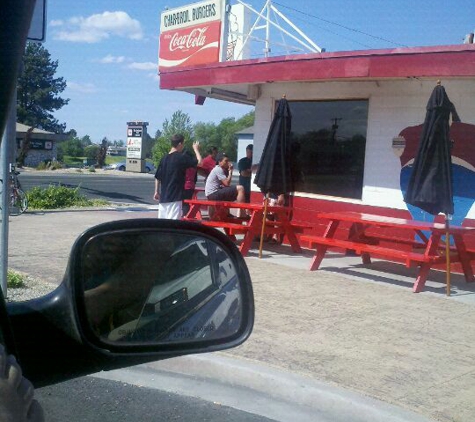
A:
[7,219,254,386]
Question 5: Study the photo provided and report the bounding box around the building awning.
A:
[159,44,475,105]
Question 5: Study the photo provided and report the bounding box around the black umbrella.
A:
[254,97,293,194]
[254,96,293,257]
[404,81,460,295]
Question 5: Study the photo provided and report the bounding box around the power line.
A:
[273,1,409,48]
[275,12,375,50]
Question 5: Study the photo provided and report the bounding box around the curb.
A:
[22,203,158,214]
[93,354,433,422]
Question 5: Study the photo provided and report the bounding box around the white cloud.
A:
[54,11,143,43]
[98,54,127,64]
[128,62,157,71]
[67,82,98,94]
[49,19,64,27]
[148,73,160,82]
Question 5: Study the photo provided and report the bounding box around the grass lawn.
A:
[62,155,154,168]
[63,156,86,167]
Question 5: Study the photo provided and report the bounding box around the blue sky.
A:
[43,0,475,142]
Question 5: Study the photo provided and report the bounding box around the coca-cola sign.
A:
[159,0,224,69]
[159,20,221,69]
[170,27,208,52]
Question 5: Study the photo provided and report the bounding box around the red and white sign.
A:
[159,0,224,69]
[126,137,142,159]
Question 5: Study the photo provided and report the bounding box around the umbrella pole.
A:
[445,215,451,296]
[259,194,269,259]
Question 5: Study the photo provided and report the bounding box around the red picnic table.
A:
[300,211,475,293]
[183,199,302,256]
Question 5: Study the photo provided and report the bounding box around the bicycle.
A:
[9,168,28,216]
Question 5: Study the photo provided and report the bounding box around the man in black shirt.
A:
[238,144,253,202]
[154,134,202,219]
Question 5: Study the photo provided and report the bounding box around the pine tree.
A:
[17,43,69,133]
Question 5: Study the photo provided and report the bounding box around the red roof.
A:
[159,44,475,96]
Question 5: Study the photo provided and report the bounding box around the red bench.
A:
[183,199,302,256]
[300,235,454,268]
[302,211,475,293]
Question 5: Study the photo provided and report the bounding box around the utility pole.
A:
[0,91,16,295]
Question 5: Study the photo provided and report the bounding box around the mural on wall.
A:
[394,122,475,226]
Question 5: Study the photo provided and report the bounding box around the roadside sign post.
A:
[126,121,149,173]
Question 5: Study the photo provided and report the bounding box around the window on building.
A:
[288,100,368,199]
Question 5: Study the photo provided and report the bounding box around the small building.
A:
[235,126,254,163]
[159,43,475,228]
[16,123,67,167]
[106,146,127,156]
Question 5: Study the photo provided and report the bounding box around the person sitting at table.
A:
[261,192,287,243]
[205,152,247,219]
[197,146,218,179]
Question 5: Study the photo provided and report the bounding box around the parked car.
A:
[105,161,156,173]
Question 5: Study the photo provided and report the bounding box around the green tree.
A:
[152,110,194,165]
[17,43,69,133]
[162,110,193,144]
[96,138,108,167]
[194,122,219,152]
[58,138,83,157]
[80,135,92,148]
[237,111,255,130]
[193,111,255,161]
[84,144,100,160]
[142,133,155,158]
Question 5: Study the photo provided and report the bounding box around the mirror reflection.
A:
[81,231,242,345]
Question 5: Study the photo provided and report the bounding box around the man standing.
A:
[154,134,202,219]
[238,144,253,202]
[197,146,218,178]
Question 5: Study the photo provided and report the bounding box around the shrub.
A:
[26,185,107,209]
[50,161,63,170]
[7,270,26,288]
[35,160,63,170]
[88,165,96,172]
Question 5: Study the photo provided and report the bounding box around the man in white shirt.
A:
[205,152,246,218]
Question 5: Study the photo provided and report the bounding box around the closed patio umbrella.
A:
[254,96,293,258]
[404,81,460,295]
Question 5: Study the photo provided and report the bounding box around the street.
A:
[17,170,240,206]
[36,376,274,422]
[18,171,157,205]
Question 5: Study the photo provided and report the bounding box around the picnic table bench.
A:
[301,211,475,293]
[183,198,302,256]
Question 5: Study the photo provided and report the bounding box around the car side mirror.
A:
[6,219,254,386]
[73,219,255,353]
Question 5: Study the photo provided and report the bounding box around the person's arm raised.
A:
[193,141,203,166]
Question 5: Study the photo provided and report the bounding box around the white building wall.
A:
[253,78,475,215]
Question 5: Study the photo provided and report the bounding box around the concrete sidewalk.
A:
[7,208,475,422]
